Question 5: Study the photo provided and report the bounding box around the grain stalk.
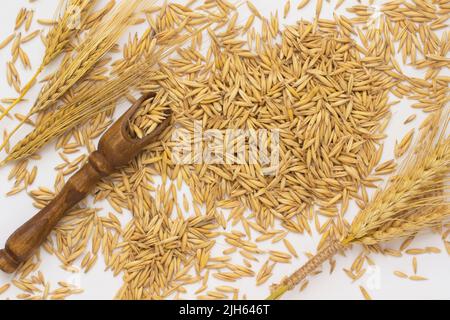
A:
[0,0,96,123]
[1,28,205,165]
[268,110,450,300]
[2,57,160,164]
[0,0,147,153]
[32,0,147,114]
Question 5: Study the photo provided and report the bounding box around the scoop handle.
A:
[0,151,113,273]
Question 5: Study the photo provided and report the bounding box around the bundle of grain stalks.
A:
[268,109,450,299]
[0,0,149,154]
[1,5,208,165]
[0,0,98,123]
[128,91,172,139]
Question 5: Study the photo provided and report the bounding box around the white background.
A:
[0,0,449,300]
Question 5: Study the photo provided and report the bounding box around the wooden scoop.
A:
[0,93,171,274]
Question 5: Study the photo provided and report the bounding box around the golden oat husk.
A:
[0,0,97,124]
[32,0,147,114]
[268,109,450,300]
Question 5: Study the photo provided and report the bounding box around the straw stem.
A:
[0,64,44,125]
[267,240,345,300]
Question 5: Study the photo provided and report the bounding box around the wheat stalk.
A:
[268,109,450,300]
[0,0,96,123]
[0,0,147,153]
[2,61,157,164]
[0,27,201,166]
[43,0,98,66]
[32,0,147,115]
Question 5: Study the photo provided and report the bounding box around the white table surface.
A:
[0,0,448,300]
